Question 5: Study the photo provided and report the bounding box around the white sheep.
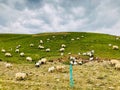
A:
[76,37,80,40]
[48,66,56,73]
[110,59,119,66]
[61,44,66,48]
[78,61,83,65]
[86,51,92,56]
[55,65,65,72]
[91,50,95,54]
[15,49,19,53]
[35,62,41,67]
[78,52,81,55]
[73,61,78,65]
[5,53,12,57]
[70,61,74,65]
[89,57,94,61]
[71,38,75,41]
[30,43,34,47]
[82,53,87,56]
[40,40,43,44]
[116,37,119,40]
[60,53,64,56]
[20,52,25,57]
[52,36,55,38]
[38,58,47,64]
[112,45,119,50]
[15,72,28,80]
[68,52,71,55]
[38,45,44,49]
[47,38,50,41]
[115,63,120,70]
[16,45,21,49]
[5,63,12,68]
[81,36,84,38]
[1,49,6,53]
[26,57,32,62]
[46,48,50,52]
[59,48,65,52]
[69,56,76,61]
[108,44,112,47]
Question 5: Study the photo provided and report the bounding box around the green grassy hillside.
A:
[0,32,120,90]
[0,32,120,63]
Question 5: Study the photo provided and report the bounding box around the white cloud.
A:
[71,7,86,17]
[0,0,120,35]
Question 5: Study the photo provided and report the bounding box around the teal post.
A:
[70,64,74,87]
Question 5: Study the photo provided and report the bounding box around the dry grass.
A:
[0,61,120,90]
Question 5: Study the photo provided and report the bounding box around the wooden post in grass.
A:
[70,64,74,87]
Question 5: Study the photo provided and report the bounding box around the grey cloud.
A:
[25,0,44,10]
[0,0,120,35]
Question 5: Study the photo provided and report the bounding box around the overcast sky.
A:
[0,0,120,35]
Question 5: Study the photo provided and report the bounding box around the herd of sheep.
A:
[1,35,120,81]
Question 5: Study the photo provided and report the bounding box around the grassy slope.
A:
[0,32,120,63]
[0,32,120,90]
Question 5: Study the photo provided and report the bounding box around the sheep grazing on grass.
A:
[110,59,119,66]
[5,63,12,68]
[61,44,66,48]
[30,43,34,47]
[115,63,120,70]
[5,53,12,57]
[35,62,41,67]
[15,72,28,80]
[86,51,93,57]
[55,65,65,72]
[47,38,50,41]
[1,49,6,53]
[38,58,47,64]
[76,37,80,40]
[78,52,81,55]
[89,57,94,61]
[35,58,47,67]
[69,56,76,61]
[91,50,95,54]
[112,45,119,50]
[68,52,71,55]
[116,37,119,40]
[16,45,21,49]
[82,53,87,56]
[70,60,78,65]
[108,44,112,47]
[46,48,50,52]
[81,36,84,38]
[59,48,65,52]
[69,56,78,65]
[73,61,78,65]
[15,49,19,53]
[38,45,44,49]
[26,57,32,62]
[78,61,83,65]
[52,36,55,38]
[48,65,65,73]
[71,38,75,41]
[40,40,43,44]
[20,52,25,57]
[48,66,56,73]
[60,53,64,56]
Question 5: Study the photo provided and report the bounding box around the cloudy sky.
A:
[0,0,120,35]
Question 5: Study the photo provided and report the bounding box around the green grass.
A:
[0,32,120,90]
[0,32,120,63]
